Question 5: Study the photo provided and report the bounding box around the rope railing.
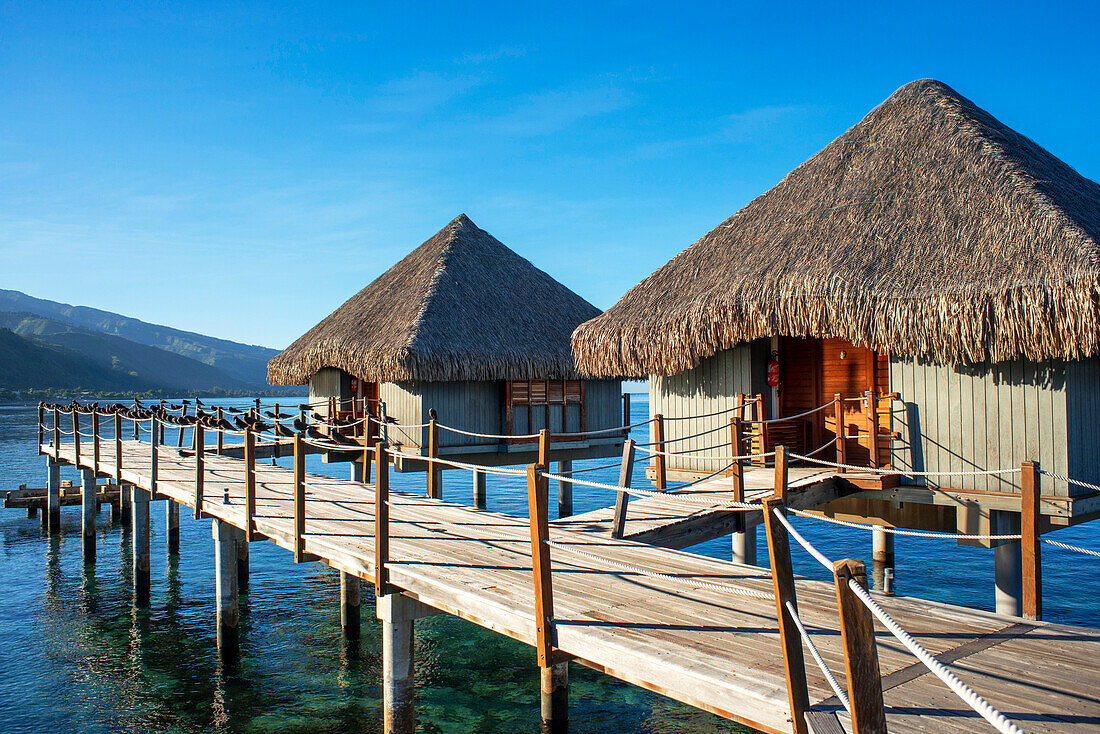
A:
[540,469,762,510]
[1036,468,1100,494]
[786,508,1023,541]
[788,453,1019,477]
[1042,538,1100,558]
[784,600,850,713]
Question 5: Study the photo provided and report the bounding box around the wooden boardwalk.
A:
[45,439,1100,733]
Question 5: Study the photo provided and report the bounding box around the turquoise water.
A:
[1,397,1098,733]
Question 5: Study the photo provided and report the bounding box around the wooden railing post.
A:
[834,394,846,474]
[611,439,636,539]
[293,433,307,562]
[244,428,256,537]
[866,389,878,469]
[729,416,745,502]
[193,423,205,519]
[538,427,551,468]
[114,413,123,482]
[37,404,44,454]
[1021,460,1042,621]
[652,414,666,490]
[763,497,809,734]
[774,445,788,502]
[53,407,61,460]
[73,410,81,469]
[427,413,441,499]
[527,462,556,666]
[92,411,101,474]
[216,407,224,455]
[833,559,887,733]
[178,403,188,448]
[375,441,390,597]
[150,416,159,500]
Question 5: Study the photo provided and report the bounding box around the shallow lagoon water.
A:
[1,397,1097,733]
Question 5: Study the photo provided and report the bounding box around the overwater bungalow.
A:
[268,214,625,485]
[571,79,1100,598]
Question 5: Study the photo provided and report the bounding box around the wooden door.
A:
[818,338,888,467]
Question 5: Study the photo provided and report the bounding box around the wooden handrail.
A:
[833,559,887,733]
[375,441,390,596]
[1021,461,1042,621]
[763,497,809,734]
[527,462,555,667]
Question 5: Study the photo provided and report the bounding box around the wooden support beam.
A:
[427,416,441,500]
[150,419,159,500]
[611,439,636,539]
[166,499,180,554]
[833,559,887,734]
[762,497,809,734]
[652,414,666,490]
[541,661,569,726]
[774,445,788,502]
[834,394,846,474]
[1021,460,1042,621]
[237,528,250,588]
[375,441,390,597]
[341,571,361,639]
[192,423,204,519]
[294,433,307,562]
[472,470,487,508]
[244,428,256,538]
[527,462,556,667]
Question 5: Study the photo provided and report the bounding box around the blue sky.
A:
[2,1,1098,349]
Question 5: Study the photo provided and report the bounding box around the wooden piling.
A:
[1021,461,1042,621]
[192,423,204,519]
[762,497,809,734]
[213,518,240,653]
[541,661,569,726]
[557,459,573,518]
[833,559,887,734]
[611,439,636,539]
[133,485,151,606]
[81,467,96,563]
[293,433,306,562]
[341,571,361,639]
[652,414,666,490]
[47,455,61,534]
[237,529,250,588]
[378,593,418,734]
[375,441,390,597]
[472,470,487,508]
[427,416,441,500]
[166,499,180,554]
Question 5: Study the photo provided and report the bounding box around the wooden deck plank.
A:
[42,439,1100,734]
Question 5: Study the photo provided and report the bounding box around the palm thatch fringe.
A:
[269,214,599,385]
[572,79,1100,378]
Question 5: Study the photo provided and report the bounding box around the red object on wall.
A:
[766,359,780,387]
[349,377,359,395]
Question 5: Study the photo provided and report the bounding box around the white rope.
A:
[744,401,834,425]
[541,470,762,510]
[636,444,773,462]
[786,508,1023,541]
[847,578,1027,734]
[639,421,729,446]
[390,450,528,477]
[436,423,540,440]
[567,418,652,436]
[1042,538,1100,558]
[785,600,850,713]
[545,539,773,601]
[367,416,432,430]
[771,506,835,572]
[789,453,1019,477]
[1037,468,1100,494]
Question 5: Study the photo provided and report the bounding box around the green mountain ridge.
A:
[0,311,255,392]
[0,288,279,385]
[0,327,149,392]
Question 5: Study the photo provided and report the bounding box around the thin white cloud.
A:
[487,82,630,137]
[633,105,817,159]
[373,70,482,114]
[458,45,527,65]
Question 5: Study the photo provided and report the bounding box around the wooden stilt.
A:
[81,467,96,563]
[833,559,887,734]
[46,455,61,534]
[379,593,418,734]
[341,571,361,639]
[133,485,151,606]
[472,469,487,508]
[213,518,240,653]
[166,500,180,554]
[556,459,572,518]
[541,661,569,726]
[237,529,250,588]
[871,526,895,594]
[1021,461,1041,621]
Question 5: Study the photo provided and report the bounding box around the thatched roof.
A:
[572,79,1100,378]
[269,214,600,384]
